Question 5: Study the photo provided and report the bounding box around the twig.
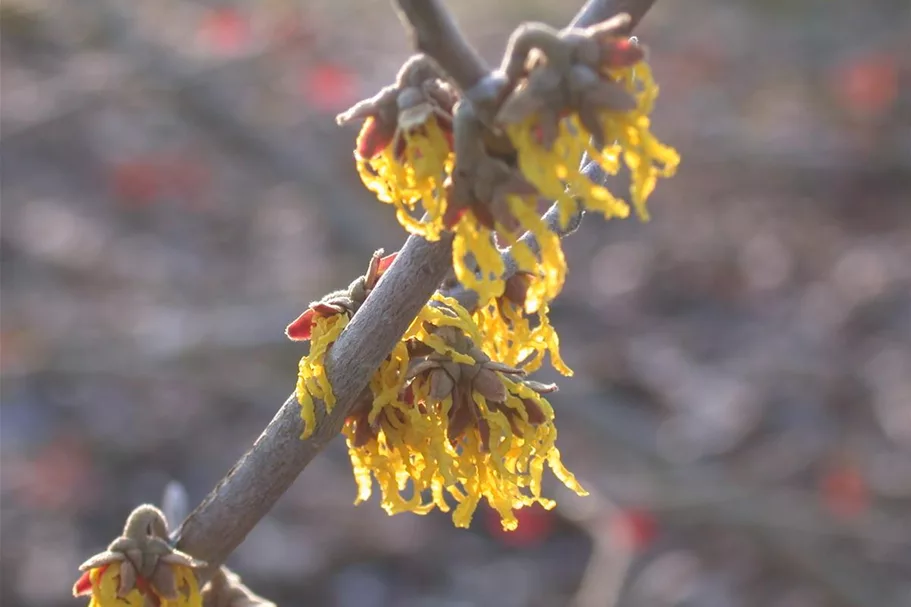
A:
[393,0,490,91]
[570,0,658,30]
[174,231,453,581]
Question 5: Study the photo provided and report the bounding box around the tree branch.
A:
[570,0,657,30]
[393,0,490,91]
[173,0,660,584]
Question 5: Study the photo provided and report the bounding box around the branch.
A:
[570,0,657,30]
[174,231,453,581]
[393,0,489,91]
[173,0,659,583]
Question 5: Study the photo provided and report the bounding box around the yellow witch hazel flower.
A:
[340,294,587,530]
[442,115,567,312]
[286,250,398,438]
[474,271,573,377]
[338,55,457,241]
[73,505,204,607]
[498,13,680,226]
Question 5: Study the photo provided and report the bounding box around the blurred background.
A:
[1,1,910,606]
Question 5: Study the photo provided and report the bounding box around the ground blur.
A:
[1,1,910,606]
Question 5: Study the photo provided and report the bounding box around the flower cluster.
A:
[340,13,679,307]
[499,14,680,225]
[289,12,679,531]
[289,258,586,529]
[73,506,205,607]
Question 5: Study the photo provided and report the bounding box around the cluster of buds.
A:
[73,505,273,607]
[499,13,680,224]
[73,506,205,607]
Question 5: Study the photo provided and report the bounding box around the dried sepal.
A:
[73,505,205,607]
[201,566,275,607]
[286,249,396,341]
[496,16,640,148]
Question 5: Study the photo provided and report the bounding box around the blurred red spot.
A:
[18,437,92,511]
[821,462,869,520]
[199,8,249,54]
[485,503,555,548]
[602,38,645,69]
[110,160,161,207]
[163,153,213,209]
[302,63,357,112]
[832,53,898,118]
[270,12,316,52]
[610,507,657,552]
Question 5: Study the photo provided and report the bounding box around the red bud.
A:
[377,253,397,274]
[72,570,94,597]
[601,39,645,69]
[356,117,396,159]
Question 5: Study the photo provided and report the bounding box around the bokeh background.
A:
[2,1,910,606]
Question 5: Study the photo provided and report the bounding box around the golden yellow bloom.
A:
[356,115,454,241]
[296,312,349,439]
[74,561,201,607]
[475,295,572,377]
[449,194,566,314]
[507,60,680,225]
[340,294,586,530]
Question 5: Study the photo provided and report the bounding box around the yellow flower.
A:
[74,561,201,607]
[296,312,349,439]
[507,60,680,225]
[341,294,586,530]
[356,115,454,241]
[449,194,566,314]
[475,292,572,377]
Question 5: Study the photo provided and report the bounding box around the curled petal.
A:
[73,570,95,597]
